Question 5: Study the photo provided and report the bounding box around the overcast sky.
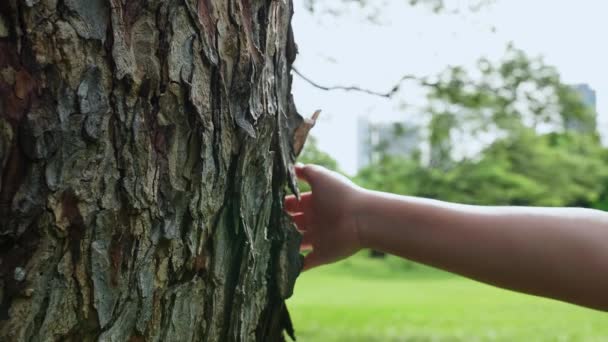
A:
[291,0,608,175]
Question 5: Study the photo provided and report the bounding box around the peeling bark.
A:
[0,0,304,341]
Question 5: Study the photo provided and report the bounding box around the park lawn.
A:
[287,253,608,341]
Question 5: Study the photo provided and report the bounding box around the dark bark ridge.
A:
[0,0,303,341]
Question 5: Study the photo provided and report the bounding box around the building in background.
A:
[357,117,420,170]
[565,83,597,133]
[357,85,599,171]
[573,83,597,110]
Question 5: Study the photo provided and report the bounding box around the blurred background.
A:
[287,0,608,341]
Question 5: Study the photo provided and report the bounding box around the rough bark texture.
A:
[0,0,304,341]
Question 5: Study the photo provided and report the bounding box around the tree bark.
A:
[0,0,303,341]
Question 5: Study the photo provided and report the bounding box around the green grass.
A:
[287,252,608,341]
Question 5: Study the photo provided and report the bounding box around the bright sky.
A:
[291,0,608,175]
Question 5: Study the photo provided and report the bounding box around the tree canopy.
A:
[352,47,607,209]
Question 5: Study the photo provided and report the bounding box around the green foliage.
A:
[298,136,339,171]
[357,128,608,208]
[408,0,496,13]
[295,44,607,208]
[428,112,456,168]
[355,155,422,195]
[424,130,608,207]
[424,46,598,169]
[304,0,495,15]
[355,46,608,208]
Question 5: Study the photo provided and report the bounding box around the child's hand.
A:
[284,164,364,271]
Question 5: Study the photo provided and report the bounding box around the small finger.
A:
[284,192,313,214]
[290,213,308,231]
[299,243,313,252]
[294,164,311,184]
[296,164,331,190]
[284,194,298,213]
[299,230,315,247]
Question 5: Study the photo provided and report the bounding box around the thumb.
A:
[295,163,332,189]
[302,250,324,271]
[295,164,326,189]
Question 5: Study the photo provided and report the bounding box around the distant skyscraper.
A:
[357,117,420,170]
[565,83,597,133]
[572,83,597,111]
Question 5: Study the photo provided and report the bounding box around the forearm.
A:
[356,190,608,311]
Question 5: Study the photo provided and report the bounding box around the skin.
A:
[285,164,608,312]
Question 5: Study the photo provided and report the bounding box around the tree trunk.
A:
[0,0,304,341]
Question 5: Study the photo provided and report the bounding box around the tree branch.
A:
[292,67,434,99]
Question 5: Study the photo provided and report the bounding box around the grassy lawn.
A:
[287,253,608,341]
